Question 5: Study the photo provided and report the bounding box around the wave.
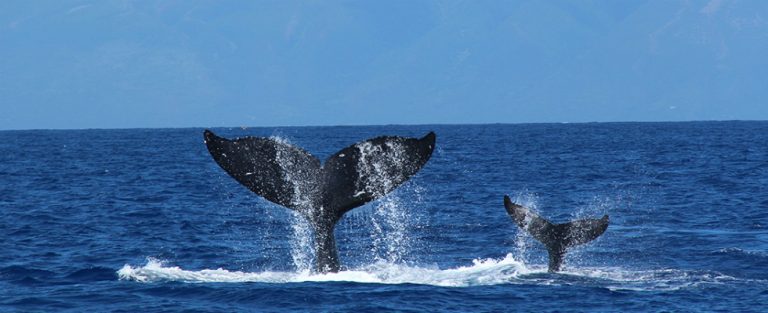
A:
[117,254,745,291]
[715,247,768,258]
[1,265,117,286]
[118,254,527,287]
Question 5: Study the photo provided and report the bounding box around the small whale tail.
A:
[503,195,608,272]
[204,129,436,272]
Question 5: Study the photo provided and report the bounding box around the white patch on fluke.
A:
[353,140,407,198]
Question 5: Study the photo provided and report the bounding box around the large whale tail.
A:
[503,195,608,272]
[204,129,436,273]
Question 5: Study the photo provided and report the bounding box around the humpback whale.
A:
[503,195,609,272]
[204,130,435,273]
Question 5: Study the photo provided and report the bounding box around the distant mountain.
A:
[1,0,766,129]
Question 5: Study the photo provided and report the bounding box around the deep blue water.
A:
[1,122,767,312]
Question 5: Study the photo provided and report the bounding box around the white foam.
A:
[118,254,529,287]
[117,255,748,291]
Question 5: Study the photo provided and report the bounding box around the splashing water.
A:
[271,136,319,271]
[566,195,617,268]
[117,254,748,291]
[265,136,424,271]
[509,191,540,263]
[288,212,315,272]
[355,139,419,265]
[118,254,528,286]
[370,195,410,264]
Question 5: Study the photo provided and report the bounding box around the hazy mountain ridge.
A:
[1,0,766,129]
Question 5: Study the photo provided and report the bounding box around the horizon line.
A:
[1,119,766,132]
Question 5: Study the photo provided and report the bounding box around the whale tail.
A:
[503,195,608,272]
[204,130,436,272]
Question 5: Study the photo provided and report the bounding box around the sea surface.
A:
[1,122,767,312]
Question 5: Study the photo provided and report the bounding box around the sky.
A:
[1,0,767,130]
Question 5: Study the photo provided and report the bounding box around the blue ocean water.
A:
[1,122,767,312]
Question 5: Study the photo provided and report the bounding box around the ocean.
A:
[1,122,766,312]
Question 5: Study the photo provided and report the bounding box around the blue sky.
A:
[1,0,767,130]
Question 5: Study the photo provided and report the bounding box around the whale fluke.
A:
[204,130,436,273]
[503,195,608,272]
